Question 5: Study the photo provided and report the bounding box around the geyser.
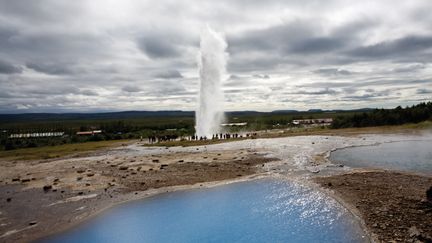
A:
[195,26,228,138]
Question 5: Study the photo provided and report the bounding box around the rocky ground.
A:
[315,171,432,243]
[0,146,274,243]
[1,132,431,243]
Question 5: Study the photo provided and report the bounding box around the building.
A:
[221,122,247,127]
[9,132,65,139]
[292,118,333,125]
[76,130,102,136]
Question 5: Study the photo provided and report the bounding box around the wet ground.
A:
[1,131,431,242]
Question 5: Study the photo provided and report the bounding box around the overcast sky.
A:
[0,0,431,113]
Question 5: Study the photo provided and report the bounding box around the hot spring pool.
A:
[330,140,432,174]
[38,179,367,243]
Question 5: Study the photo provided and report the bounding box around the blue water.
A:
[331,140,432,174]
[38,179,366,243]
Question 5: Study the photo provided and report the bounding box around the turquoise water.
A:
[38,179,366,243]
[330,140,432,174]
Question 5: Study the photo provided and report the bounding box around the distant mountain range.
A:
[0,108,374,123]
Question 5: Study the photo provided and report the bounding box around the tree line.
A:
[331,102,432,128]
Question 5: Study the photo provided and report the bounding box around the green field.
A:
[0,139,130,161]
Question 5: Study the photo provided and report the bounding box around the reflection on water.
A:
[39,179,366,243]
[330,140,432,174]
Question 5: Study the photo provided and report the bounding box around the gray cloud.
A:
[26,62,78,75]
[289,37,347,54]
[417,88,432,94]
[122,85,141,93]
[137,37,181,59]
[80,89,98,96]
[0,59,22,74]
[347,35,432,59]
[288,88,338,95]
[252,74,270,79]
[0,0,431,113]
[153,70,183,79]
[313,68,353,76]
[392,63,426,73]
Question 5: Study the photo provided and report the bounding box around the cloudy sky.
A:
[0,0,431,113]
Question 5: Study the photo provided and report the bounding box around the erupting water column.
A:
[195,26,228,138]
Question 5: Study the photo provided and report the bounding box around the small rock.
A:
[21,178,31,183]
[152,159,159,163]
[77,177,83,181]
[78,191,84,195]
[43,185,52,192]
[76,169,86,173]
[28,221,37,226]
[160,164,168,169]
[408,226,420,238]
[87,173,95,177]
[119,166,128,170]
[12,178,20,182]
[178,160,184,163]
[6,197,11,202]
[327,182,333,187]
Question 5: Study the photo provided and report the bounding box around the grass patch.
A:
[0,139,131,161]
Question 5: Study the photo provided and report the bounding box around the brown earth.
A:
[315,171,432,243]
